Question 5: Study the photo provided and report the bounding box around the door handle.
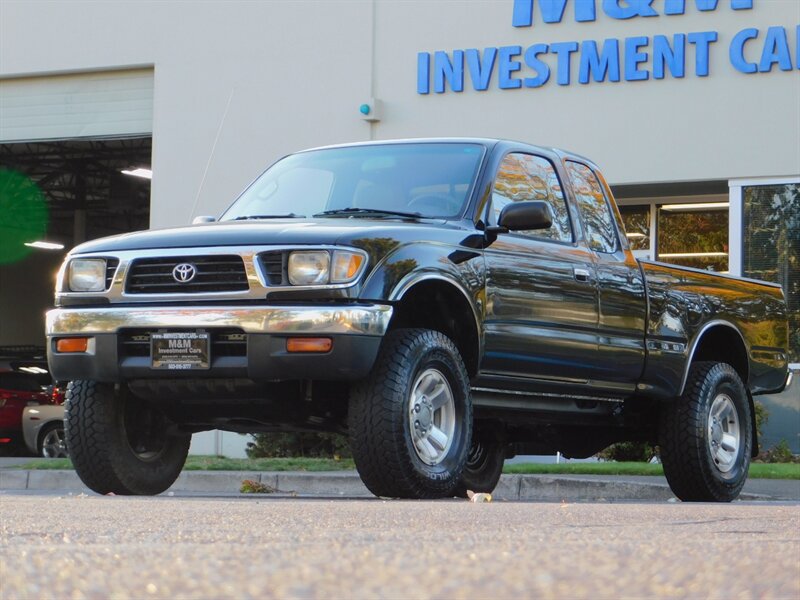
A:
[574,268,592,283]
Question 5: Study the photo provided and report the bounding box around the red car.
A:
[0,367,57,453]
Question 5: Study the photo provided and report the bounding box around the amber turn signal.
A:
[286,337,333,353]
[56,337,89,353]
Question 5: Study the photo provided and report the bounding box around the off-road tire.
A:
[659,362,752,502]
[453,439,505,498]
[349,328,472,498]
[65,380,191,495]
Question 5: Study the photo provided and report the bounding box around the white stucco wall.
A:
[375,0,800,185]
[1,0,798,229]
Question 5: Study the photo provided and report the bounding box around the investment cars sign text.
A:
[417,0,798,93]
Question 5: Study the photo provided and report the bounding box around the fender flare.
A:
[390,271,484,359]
[679,319,750,396]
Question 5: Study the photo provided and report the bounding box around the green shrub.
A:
[753,400,769,440]
[246,432,352,459]
[597,442,658,463]
[758,440,797,464]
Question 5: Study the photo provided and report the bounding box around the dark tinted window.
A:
[0,372,44,392]
[743,183,799,362]
[568,162,618,253]
[492,153,572,242]
[657,204,728,272]
[619,205,651,251]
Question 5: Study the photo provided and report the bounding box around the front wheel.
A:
[659,362,752,502]
[349,329,472,499]
[65,380,191,495]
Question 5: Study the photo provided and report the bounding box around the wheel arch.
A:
[389,274,482,378]
[680,321,750,396]
[680,321,756,457]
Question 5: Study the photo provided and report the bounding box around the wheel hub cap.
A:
[42,429,67,458]
[414,398,434,433]
[408,368,456,466]
[707,393,740,474]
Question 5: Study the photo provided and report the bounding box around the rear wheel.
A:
[659,362,752,502]
[453,438,505,498]
[65,380,190,495]
[349,329,472,498]
[38,422,68,458]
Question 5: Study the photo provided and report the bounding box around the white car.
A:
[22,404,67,458]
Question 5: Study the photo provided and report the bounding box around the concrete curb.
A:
[0,469,783,501]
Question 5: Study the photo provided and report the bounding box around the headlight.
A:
[68,259,106,292]
[288,251,330,286]
[287,250,366,286]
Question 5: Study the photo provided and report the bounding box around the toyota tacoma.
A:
[46,139,791,501]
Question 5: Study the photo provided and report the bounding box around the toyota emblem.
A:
[172,263,197,283]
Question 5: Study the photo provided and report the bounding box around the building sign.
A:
[417,0,799,94]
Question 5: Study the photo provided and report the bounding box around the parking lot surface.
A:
[1,494,798,599]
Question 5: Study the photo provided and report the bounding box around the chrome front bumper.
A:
[46,304,393,337]
[45,304,393,383]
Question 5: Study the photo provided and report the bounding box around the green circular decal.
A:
[0,169,49,264]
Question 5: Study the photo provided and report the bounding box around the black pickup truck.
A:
[46,139,790,501]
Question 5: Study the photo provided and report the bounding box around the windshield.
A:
[220,143,485,221]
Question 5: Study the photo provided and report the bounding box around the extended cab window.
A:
[492,153,572,242]
[567,161,618,253]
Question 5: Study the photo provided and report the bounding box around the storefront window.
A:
[619,206,650,251]
[657,203,729,272]
[743,183,799,363]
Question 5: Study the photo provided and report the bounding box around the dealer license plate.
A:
[151,332,210,370]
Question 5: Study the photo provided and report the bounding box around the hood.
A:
[69,218,472,254]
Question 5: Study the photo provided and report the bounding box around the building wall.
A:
[376,0,800,185]
[2,1,797,456]
[2,1,798,227]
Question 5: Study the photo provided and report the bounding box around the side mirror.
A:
[497,201,552,232]
[192,215,217,225]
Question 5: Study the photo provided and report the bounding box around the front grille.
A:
[258,251,289,286]
[119,329,247,358]
[125,256,248,294]
[105,259,119,289]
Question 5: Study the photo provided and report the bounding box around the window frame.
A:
[488,151,576,246]
[565,160,621,254]
[730,176,800,369]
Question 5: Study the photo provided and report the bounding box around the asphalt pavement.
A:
[0,494,798,599]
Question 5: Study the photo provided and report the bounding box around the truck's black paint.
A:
[50,138,790,454]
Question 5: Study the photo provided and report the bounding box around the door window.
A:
[567,162,618,253]
[492,153,572,242]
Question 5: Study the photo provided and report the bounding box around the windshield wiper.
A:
[233,213,305,220]
[314,207,423,220]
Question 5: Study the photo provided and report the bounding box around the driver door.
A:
[480,152,600,389]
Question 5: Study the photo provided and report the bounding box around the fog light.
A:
[56,337,89,353]
[286,337,333,353]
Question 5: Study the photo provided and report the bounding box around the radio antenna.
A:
[189,87,235,220]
